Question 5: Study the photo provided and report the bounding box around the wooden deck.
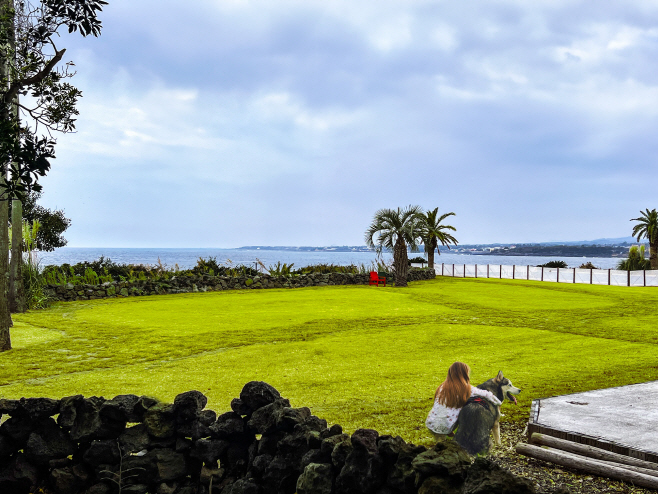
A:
[527,380,658,463]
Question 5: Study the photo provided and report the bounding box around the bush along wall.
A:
[0,382,535,494]
[43,269,437,303]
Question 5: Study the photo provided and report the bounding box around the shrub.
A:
[578,262,600,269]
[408,256,427,265]
[537,260,568,269]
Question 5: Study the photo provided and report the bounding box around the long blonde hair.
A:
[435,362,471,409]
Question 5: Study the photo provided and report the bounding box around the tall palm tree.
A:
[631,208,658,269]
[365,205,423,287]
[418,207,458,269]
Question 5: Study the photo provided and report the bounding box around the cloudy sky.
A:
[38,0,658,247]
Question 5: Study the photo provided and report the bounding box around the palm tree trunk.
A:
[394,237,408,287]
[427,238,437,269]
[651,239,657,270]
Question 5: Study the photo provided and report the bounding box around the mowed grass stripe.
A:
[2,277,658,446]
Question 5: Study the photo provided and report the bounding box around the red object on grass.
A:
[369,271,386,287]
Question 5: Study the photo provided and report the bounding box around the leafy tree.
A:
[0,0,106,351]
[10,190,70,251]
[537,260,568,269]
[617,245,651,271]
[417,207,458,269]
[630,209,658,270]
[364,205,423,287]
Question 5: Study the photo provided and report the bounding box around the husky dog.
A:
[453,371,521,455]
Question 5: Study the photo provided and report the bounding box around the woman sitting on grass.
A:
[426,361,501,439]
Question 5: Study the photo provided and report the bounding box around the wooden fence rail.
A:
[437,263,658,287]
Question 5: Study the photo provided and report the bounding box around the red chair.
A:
[369,271,386,287]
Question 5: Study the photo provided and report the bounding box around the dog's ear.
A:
[494,371,504,383]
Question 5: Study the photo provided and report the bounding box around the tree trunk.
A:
[651,239,657,270]
[427,237,437,269]
[9,196,24,312]
[393,237,408,287]
[0,181,12,351]
[0,0,15,349]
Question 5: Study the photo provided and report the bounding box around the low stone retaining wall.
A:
[0,382,534,494]
[44,269,436,302]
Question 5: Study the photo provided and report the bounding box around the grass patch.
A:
[2,277,658,446]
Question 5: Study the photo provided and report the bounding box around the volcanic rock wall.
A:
[44,269,437,302]
[0,382,534,494]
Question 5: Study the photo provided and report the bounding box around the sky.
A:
[34,0,658,247]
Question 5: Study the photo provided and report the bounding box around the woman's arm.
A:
[471,386,502,405]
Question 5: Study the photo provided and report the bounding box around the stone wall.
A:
[0,382,534,494]
[43,269,437,303]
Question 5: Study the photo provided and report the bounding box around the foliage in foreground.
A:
[5,277,658,447]
[536,260,568,269]
[39,256,399,285]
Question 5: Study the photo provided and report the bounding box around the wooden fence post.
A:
[557,268,560,283]
[627,269,631,287]
[608,269,611,285]
[463,264,466,278]
[513,265,515,280]
[487,264,490,278]
[527,265,530,280]
[644,269,646,287]
[541,267,544,282]
[499,265,501,279]
[475,265,477,278]
[573,268,576,283]
[590,268,593,285]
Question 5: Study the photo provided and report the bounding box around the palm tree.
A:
[617,245,651,271]
[418,207,458,269]
[365,206,423,287]
[631,209,658,269]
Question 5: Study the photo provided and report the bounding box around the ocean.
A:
[35,247,624,270]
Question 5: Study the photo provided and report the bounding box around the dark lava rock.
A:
[191,438,230,465]
[107,394,142,422]
[411,440,472,479]
[70,396,125,442]
[20,397,60,420]
[262,454,301,494]
[320,423,343,439]
[0,399,22,416]
[173,390,208,422]
[231,398,252,416]
[240,381,282,413]
[418,475,464,494]
[211,411,246,439]
[462,457,536,494]
[24,418,76,465]
[387,442,427,494]
[0,434,15,458]
[86,483,112,494]
[250,454,273,479]
[276,407,311,432]
[58,394,84,430]
[297,462,333,494]
[0,454,40,494]
[119,423,150,454]
[223,477,261,494]
[144,403,176,439]
[0,415,35,444]
[82,440,121,466]
[321,433,349,457]
[331,437,353,470]
[335,434,384,494]
[351,428,379,454]
[247,399,288,435]
[50,466,81,494]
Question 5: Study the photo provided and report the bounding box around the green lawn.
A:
[2,277,657,446]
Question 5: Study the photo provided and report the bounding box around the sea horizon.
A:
[36,247,625,270]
